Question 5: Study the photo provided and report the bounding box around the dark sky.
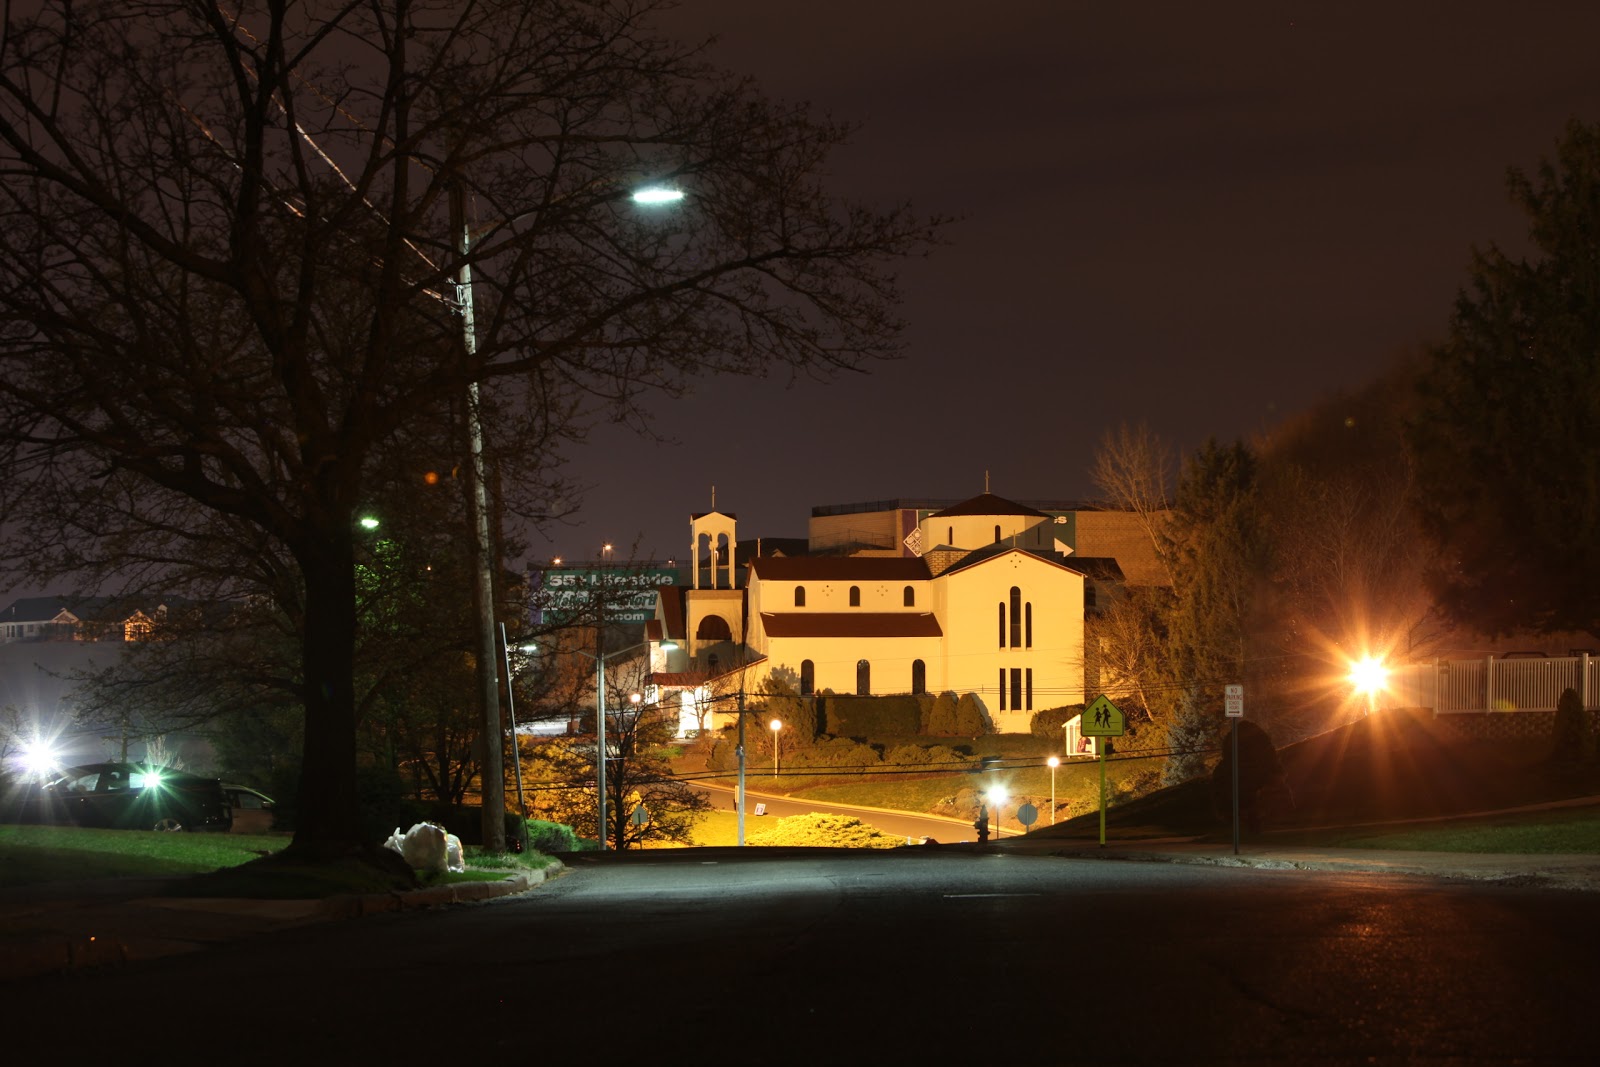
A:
[532,1,1600,567]
[0,5,1588,605]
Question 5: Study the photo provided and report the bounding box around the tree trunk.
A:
[290,530,364,854]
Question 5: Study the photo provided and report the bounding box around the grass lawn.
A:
[0,824,289,886]
[1263,804,1600,853]
[0,823,559,894]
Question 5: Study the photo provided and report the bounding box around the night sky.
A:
[534,2,1600,567]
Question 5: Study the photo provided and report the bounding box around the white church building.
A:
[644,491,1144,736]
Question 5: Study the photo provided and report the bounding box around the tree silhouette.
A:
[0,1,936,854]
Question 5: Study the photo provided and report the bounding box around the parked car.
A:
[221,784,278,834]
[1,762,232,833]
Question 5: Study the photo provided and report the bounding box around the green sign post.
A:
[1081,695,1125,846]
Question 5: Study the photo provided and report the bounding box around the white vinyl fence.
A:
[1387,655,1600,715]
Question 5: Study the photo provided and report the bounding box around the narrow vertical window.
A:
[998,603,1006,648]
[998,668,1006,710]
[1025,602,1033,648]
[994,524,1002,543]
[1009,587,1022,648]
[1026,668,1033,711]
[903,585,915,607]
[857,659,871,696]
[947,525,953,544]
[849,585,861,607]
[912,660,926,695]
[1010,668,1022,711]
[794,585,806,607]
[800,660,814,697]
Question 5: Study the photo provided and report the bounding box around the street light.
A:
[1047,756,1060,824]
[1349,655,1389,715]
[988,785,1008,841]
[770,718,782,778]
[450,181,684,853]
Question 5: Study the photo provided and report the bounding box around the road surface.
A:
[8,848,1596,1063]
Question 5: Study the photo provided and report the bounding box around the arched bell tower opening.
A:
[690,509,736,590]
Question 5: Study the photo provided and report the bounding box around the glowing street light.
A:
[16,736,62,781]
[631,185,686,205]
[987,784,1008,840]
[769,718,783,778]
[1349,655,1389,714]
[1047,756,1060,824]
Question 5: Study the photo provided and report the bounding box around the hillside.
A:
[1030,707,1599,842]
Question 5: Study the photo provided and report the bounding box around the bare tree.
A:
[0,1,936,854]
[1090,422,1176,586]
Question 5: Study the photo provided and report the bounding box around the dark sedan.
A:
[2,762,232,833]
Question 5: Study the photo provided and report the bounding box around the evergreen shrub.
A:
[1029,704,1085,740]
[823,694,922,737]
[524,818,581,854]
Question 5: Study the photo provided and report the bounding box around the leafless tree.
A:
[1089,422,1177,586]
[0,1,938,854]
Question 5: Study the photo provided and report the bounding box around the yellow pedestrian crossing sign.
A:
[1081,694,1125,737]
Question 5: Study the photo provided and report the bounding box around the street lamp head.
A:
[659,640,679,651]
[769,718,782,732]
[632,185,685,205]
[630,692,642,704]
[1047,756,1060,768]
[1348,655,1389,695]
[358,515,380,530]
[987,785,1007,807]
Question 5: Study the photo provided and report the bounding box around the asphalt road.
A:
[8,848,1596,1064]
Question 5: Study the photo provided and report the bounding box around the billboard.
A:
[529,566,676,625]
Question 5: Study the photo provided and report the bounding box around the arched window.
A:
[1009,587,1022,647]
[856,659,871,696]
[696,615,732,641]
[903,585,915,607]
[947,525,954,544]
[849,585,861,607]
[1025,602,1033,648]
[794,585,806,607]
[800,660,815,697]
[912,659,926,695]
[994,524,1002,543]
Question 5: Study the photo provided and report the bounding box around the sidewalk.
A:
[0,864,555,983]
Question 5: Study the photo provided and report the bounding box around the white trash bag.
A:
[382,822,455,873]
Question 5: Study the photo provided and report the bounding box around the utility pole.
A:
[736,685,747,846]
[450,177,506,854]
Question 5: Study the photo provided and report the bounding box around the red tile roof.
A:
[761,612,943,638]
[750,556,930,581]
